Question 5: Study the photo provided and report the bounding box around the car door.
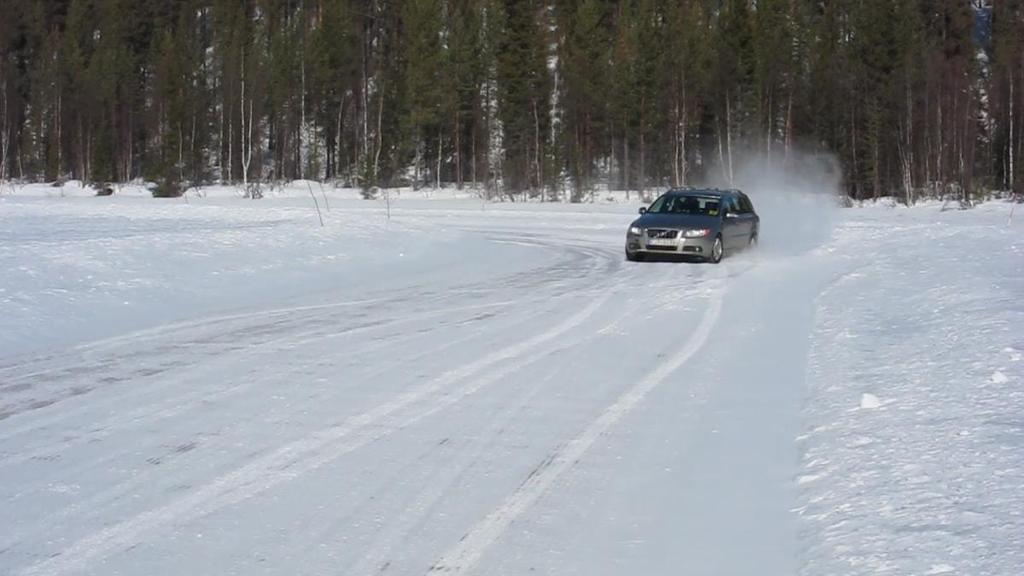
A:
[721,195,745,249]
[739,194,758,240]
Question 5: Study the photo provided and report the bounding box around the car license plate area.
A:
[647,238,676,247]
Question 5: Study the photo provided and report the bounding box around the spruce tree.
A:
[496,0,550,196]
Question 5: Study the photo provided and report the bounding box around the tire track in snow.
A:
[0,236,616,441]
[342,273,672,576]
[0,292,594,551]
[0,298,546,467]
[0,229,606,384]
[0,300,501,427]
[16,290,614,576]
[428,284,725,575]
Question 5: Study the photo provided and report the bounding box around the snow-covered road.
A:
[0,195,1021,576]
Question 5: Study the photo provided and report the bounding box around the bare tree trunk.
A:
[904,78,914,204]
[676,84,688,187]
[190,113,197,182]
[227,116,233,182]
[872,102,881,200]
[533,99,542,195]
[125,109,133,182]
[785,90,793,164]
[218,85,224,181]
[726,91,734,186]
[873,141,880,200]
[55,90,62,179]
[946,85,954,192]
[680,99,688,187]
[178,121,184,185]
[672,101,681,187]
[898,126,912,205]
[470,115,477,188]
[765,87,773,164]
[622,121,630,195]
[361,24,370,162]
[1017,53,1024,194]
[581,114,589,199]
[77,116,87,181]
[1007,69,1015,190]
[242,100,254,195]
[961,86,974,203]
[18,139,25,180]
[936,93,943,191]
[639,96,646,199]
[454,111,462,189]
[372,86,384,186]
[572,118,582,200]
[436,128,442,190]
[85,132,91,182]
[716,115,727,184]
[413,139,421,189]
[924,86,932,188]
[240,48,253,197]
[0,77,8,180]
[586,113,593,202]
[336,96,344,181]
[300,42,306,180]
[850,106,858,199]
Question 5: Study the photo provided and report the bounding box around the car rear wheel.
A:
[709,236,724,264]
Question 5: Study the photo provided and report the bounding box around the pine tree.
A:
[663,0,711,187]
[561,0,609,201]
[448,0,486,189]
[713,0,755,185]
[309,0,358,182]
[610,0,637,196]
[496,0,550,196]
[631,0,664,196]
[753,0,794,162]
[990,0,1024,194]
[404,0,449,189]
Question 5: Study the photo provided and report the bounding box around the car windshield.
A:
[647,194,721,216]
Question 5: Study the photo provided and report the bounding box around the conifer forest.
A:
[0,1,1021,201]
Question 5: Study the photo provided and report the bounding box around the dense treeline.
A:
[0,0,1021,201]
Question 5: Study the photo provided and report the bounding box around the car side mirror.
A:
[638,207,647,215]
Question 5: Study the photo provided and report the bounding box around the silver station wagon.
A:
[625,188,759,263]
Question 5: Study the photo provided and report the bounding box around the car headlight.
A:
[628,226,642,235]
[683,229,710,238]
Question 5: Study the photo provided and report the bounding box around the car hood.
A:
[632,213,721,230]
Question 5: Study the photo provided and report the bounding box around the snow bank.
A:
[0,181,154,198]
[182,181,494,201]
[799,204,1024,575]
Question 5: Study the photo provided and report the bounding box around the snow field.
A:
[0,192,1020,576]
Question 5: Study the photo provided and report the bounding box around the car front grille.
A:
[646,229,679,239]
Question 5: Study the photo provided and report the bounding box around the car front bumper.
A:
[625,234,715,257]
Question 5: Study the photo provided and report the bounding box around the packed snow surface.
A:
[0,192,1020,576]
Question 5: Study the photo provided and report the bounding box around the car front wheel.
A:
[709,235,724,264]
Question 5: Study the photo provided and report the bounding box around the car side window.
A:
[739,195,753,213]
[648,195,667,212]
[725,196,740,214]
